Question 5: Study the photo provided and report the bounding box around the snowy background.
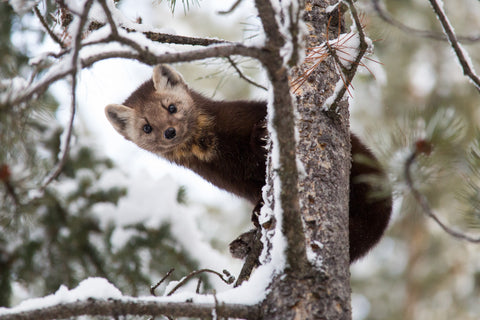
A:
[4,0,480,319]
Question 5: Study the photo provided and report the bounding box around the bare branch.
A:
[150,268,175,296]
[404,147,480,243]
[371,0,480,43]
[166,269,234,296]
[0,298,260,320]
[427,0,480,92]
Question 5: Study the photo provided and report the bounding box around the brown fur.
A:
[105,65,392,262]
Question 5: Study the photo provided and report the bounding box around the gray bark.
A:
[260,0,352,319]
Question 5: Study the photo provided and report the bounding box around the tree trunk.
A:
[261,0,352,319]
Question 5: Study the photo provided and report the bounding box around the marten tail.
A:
[349,135,392,262]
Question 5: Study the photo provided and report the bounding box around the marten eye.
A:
[143,124,152,134]
[167,104,177,114]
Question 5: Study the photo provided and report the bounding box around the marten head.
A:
[105,65,215,161]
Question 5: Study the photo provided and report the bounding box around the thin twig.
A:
[404,150,480,243]
[227,57,267,91]
[40,0,94,190]
[166,269,234,296]
[218,0,243,15]
[33,5,65,48]
[195,278,202,294]
[97,0,146,54]
[97,0,118,36]
[150,268,175,296]
[371,0,480,43]
[427,0,480,92]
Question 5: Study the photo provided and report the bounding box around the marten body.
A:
[105,65,391,262]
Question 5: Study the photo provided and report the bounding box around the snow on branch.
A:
[427,0,480,92]
[253,0,308,274]
[0,278,259,320]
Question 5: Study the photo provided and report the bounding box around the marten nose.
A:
[164,127,176,139]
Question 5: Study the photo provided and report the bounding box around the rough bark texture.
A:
[261,0,352,319]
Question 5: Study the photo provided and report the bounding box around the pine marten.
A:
[105,65,392,262]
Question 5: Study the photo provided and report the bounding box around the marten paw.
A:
[229,229,256,260]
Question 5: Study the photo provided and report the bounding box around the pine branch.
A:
[325,0,369,111]
[404,144,480,243]
[0,298,260,320]
[427,0,480,92]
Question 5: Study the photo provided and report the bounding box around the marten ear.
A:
[152,65,186,92]
[105,104,134,139]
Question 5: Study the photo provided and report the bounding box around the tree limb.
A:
[8,43,262,107]
[254,0,308,274]
[0,298,260,320]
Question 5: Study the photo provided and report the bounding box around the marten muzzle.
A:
[164,127,176,139]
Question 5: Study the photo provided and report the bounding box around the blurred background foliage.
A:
[351,0,480,320]
[1,0,480,319]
